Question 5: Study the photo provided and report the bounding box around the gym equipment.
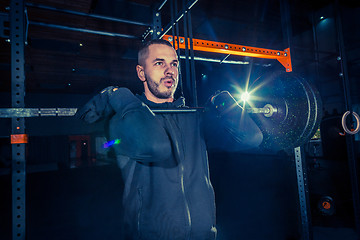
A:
[211,71,322,151]
[0,72,322,151]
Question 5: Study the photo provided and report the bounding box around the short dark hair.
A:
[137,39,174,66]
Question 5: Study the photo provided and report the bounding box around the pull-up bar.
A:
[163,35,292,72]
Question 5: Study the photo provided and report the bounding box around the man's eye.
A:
[172,63,178,67]
[155,62,163,66]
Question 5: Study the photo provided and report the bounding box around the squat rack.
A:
[4,0,350,239]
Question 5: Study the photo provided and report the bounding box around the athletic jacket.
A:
[76,87,262,240]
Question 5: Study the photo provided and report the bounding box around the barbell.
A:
[153,71,322,151]
[242,71,322,151]
[209,71,322,151]
[0,71,323,151]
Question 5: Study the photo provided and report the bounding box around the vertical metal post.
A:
[281,2,312,238]
[152,9,161,40]
[187,12,197,107]
[170,0,184,97]
[10,0,26,240]
[294,147,312,240]
[182,0,192,106]
[280,0,292,50]
[334,1,360,235]
[311,12,320,85]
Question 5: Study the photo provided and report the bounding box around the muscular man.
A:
[76,39,263,240]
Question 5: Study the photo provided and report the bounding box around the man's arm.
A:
[75,86,172,162]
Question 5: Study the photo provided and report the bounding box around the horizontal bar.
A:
[246,107,269,114]
[26,2,150,27]
[154,107,271,114]
[179,55,249,65]
[0,106,275,118]
[0,108,78,118]
[164,35,292,72]
[165,35,287,59]
[152,109,198,113]
[0,108,200,118]
[30,21,139,39]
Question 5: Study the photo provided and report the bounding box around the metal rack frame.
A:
[162,34,292,72]
[9,1,26,239]
[4,0,358,239]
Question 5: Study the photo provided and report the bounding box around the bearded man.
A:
[76,39,263,240]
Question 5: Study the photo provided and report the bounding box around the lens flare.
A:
[241,92,250,102]
[103,139,121,148]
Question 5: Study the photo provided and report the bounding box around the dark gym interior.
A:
[1,0,360,239]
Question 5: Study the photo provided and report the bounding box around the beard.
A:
[145,74,176,99]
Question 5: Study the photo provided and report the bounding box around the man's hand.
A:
[75,86,142,123]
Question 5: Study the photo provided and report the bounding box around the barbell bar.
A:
[0,108,78,118]
[245,104,277,117]
[0,106,275,116]
[0,103,296,118]
[0,71,323,151]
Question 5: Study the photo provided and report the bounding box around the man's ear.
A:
[136,65,146,82]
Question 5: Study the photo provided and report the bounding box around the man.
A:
[136,39,179,103]
[76,39,263,240]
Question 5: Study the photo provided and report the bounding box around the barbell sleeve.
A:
[246,104,277,117]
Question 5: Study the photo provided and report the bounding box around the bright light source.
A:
[241,92,250,102]
[320,16,325,20]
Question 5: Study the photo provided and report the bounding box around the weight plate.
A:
[249,71,322,152]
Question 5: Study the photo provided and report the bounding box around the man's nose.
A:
[164,65,175,76]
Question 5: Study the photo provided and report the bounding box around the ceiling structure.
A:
[0,0,359,108]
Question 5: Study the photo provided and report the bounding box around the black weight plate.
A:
[299,77,322,146]
[249,71,322,152]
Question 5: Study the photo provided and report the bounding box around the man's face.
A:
[137,44,179,103]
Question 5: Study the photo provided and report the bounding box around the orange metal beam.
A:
[163,35,292,72]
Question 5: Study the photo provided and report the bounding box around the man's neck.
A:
[144,92,174,104]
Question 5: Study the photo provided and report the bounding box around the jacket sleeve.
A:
[75,86,172,162]
[203,91,263,152]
